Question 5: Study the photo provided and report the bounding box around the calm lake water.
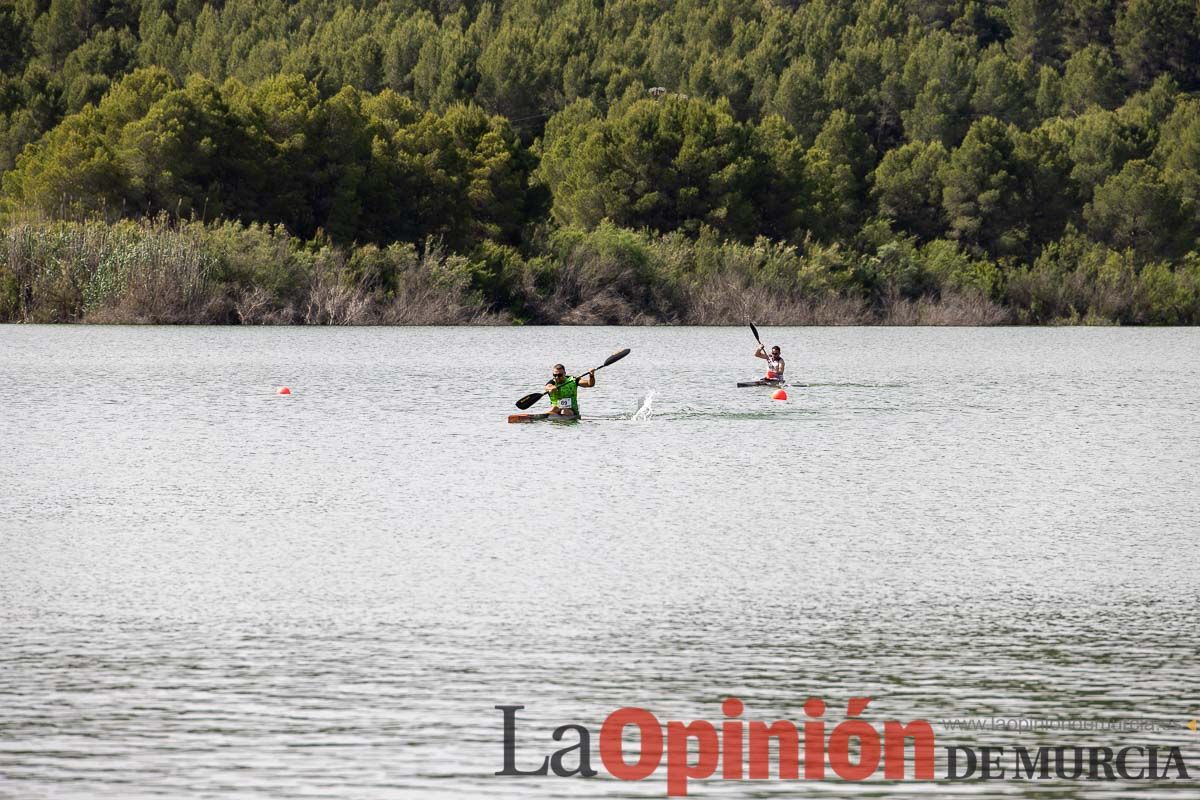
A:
[1,325,1198,798]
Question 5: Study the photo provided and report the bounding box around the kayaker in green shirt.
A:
[545,363,595,418]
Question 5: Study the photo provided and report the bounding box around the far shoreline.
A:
[3,216,1196,327]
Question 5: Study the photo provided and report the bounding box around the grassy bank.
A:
[3,215,1198,325]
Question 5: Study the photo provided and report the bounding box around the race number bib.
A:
[556,398,574,409]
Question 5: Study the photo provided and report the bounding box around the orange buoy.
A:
[277,386,291,395]
[772,388,787,401]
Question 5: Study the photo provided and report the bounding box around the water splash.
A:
[630,389,655,421]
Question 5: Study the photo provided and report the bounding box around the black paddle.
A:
[515,348,631,410]
[750,322,766,354]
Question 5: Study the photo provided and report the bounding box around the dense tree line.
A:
[2,67,535,247]
[2,0,1199,323]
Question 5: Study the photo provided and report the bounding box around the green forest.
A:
[2,0,1199,324]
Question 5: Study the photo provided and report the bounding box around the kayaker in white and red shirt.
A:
[754,344,785,381]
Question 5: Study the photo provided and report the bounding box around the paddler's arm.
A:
[754,345,766,359]
[578,370,595,388]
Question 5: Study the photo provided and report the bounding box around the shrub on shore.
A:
[5,214,1196,325]
[0,215,495,324]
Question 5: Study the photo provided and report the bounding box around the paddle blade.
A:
[603,348,631,367]
[750,323,762,344]
[515,392,543,410]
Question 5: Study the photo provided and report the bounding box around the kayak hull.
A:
[737,379,786,388]
[508,411,580,423]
